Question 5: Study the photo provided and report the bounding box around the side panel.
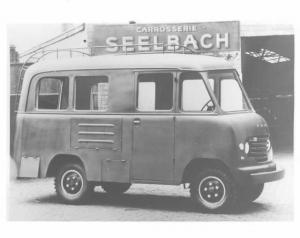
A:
[174,115,236,184]
[18,113,71,178]
[17,114,132,182]
[70,116,128,182]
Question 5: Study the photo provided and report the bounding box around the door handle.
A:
[133,118,141,125]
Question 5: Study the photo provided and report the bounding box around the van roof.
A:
[25,53,234,76]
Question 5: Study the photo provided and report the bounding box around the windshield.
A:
[200,70,251,112]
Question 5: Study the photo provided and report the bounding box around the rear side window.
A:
[37,77,69,110]
[75,76,109,111]
[137,73,173,111]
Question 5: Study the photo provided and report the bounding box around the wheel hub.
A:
[199,176,226,205]
[62,171,83,195]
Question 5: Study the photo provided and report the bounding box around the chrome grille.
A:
[248,135,269,162]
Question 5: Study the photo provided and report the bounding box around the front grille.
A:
[248,135,269,162]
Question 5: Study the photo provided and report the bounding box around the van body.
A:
[13,53,284,211]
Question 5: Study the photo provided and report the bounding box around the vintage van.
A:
[13,53,284,212]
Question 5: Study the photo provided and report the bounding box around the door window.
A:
[75,76,109,111]
[37,77,69,110]
[180,72,214,112]
[137,73,173,111]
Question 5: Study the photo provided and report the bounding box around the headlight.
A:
[244,142,250,154]
[239,143,244,151]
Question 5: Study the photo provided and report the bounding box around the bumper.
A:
[250,168,285,184]
[236,162,285,185]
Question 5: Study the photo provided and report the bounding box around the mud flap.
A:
[19,156,40,178]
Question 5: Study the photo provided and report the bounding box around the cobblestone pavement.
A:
[8,153,293,221]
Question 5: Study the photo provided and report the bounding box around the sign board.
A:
[87,21,240,55]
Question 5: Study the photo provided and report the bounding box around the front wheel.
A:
[55,163,88,204]
[190,169,238,212]
[240,183,264,203]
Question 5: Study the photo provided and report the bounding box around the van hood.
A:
[224,112,269,142]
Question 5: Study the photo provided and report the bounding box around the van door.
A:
[132,72,175,183]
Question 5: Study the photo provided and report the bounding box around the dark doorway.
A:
[241,35,294,152]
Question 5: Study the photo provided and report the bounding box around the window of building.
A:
[180,71,214,112]
[75,76,109,111]
[137,73,173,111]
[37,77,69,110]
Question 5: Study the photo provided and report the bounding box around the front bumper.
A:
[250,168,284,184]
[236,162,285,185]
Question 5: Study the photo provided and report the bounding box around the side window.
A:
[137,73,173,111]
[180,72,214,112]
[75,76,109,111]
[37,77,69,110]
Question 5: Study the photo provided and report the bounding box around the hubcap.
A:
[61,170,83,195]
[198,176,226,209]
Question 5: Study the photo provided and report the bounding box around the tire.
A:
[240,183,264,203]
[55,163,88,204]
[190,168,238,212]
[101,182,131,195]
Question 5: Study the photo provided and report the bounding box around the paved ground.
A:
[8,153,293,221]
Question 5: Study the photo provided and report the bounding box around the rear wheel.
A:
[55,163,88,204]
[190,168,238,212]
[101,182,131,195]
